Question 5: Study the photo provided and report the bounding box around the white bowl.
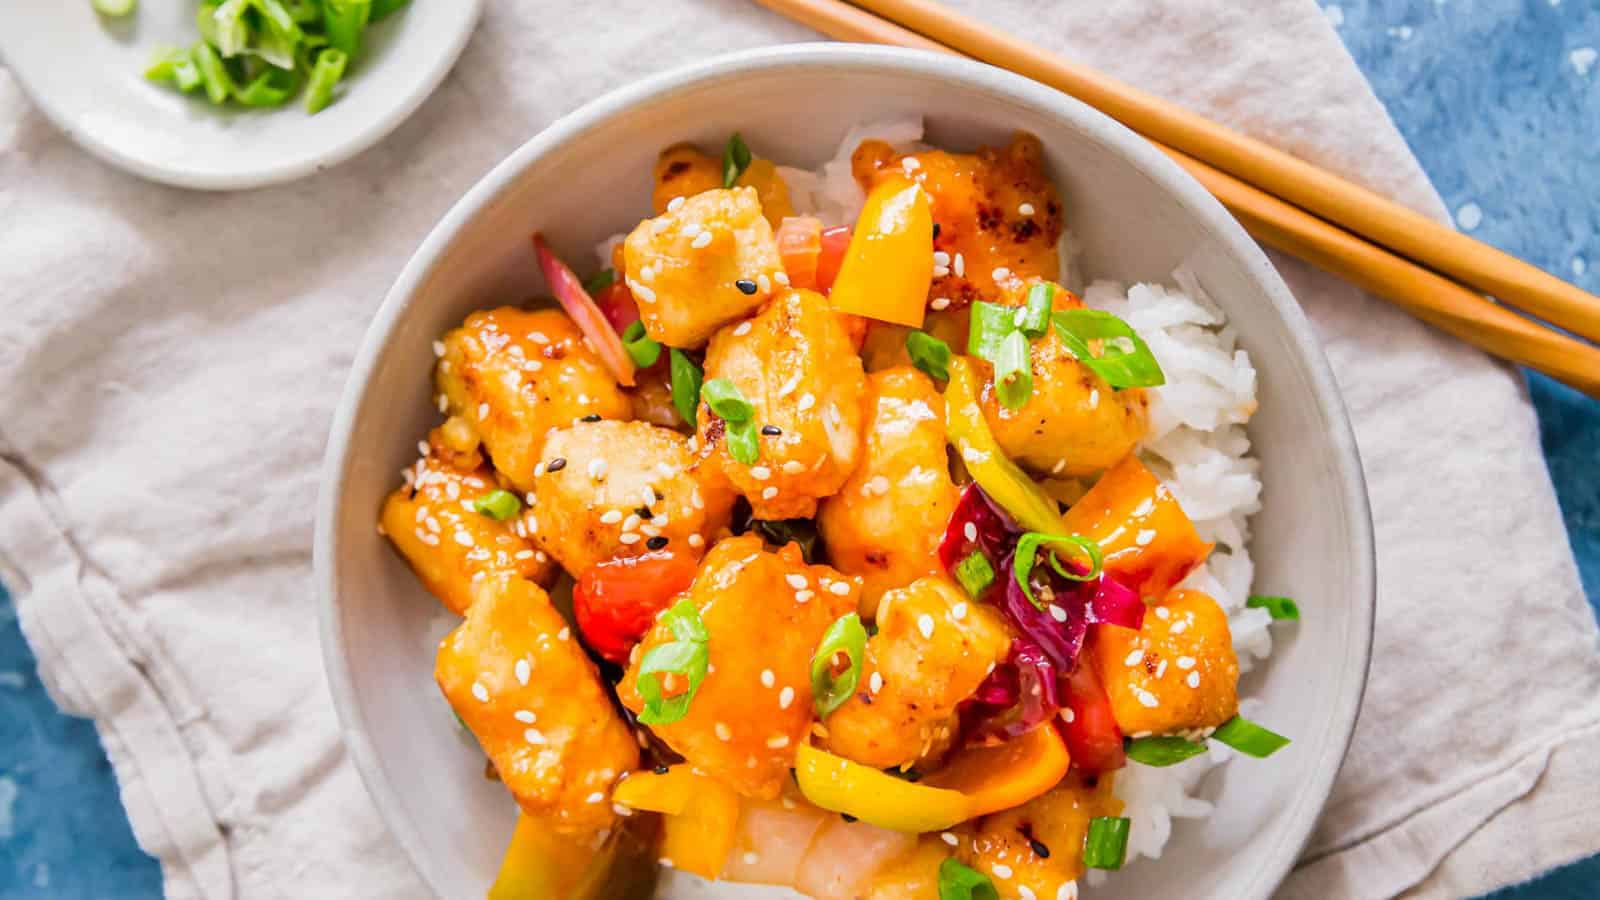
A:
[0,0,480,190]
[316,44,1374,900]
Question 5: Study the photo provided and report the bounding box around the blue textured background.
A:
[1,1,1596,896]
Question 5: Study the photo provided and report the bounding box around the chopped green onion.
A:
[1212,716,1291,758]
[582,268,616,295]
[621,321,662,369]
[235,66,300,107]
[145,49,204,93]
[369,0,410,20]
[191,42,235,105]
[752,519,819,563]
[635,600,710,726]
[1051,309,1166,389]
[304,48,348,114]
[209,0,251,57]
[1018,283,1054,336]
[1084,816,1131,870]
[1247,594,1300,621]
[322,0,372,58]
[906,330,952,381]
[701,378,754,423]
[1125,735,1209,767]
[937,857,998,900]
[726,419,761,465]
[722,132,753,188]
[810,613,868,717]
[954,551,996,600]
[966,301,1017,363]
[91,0,137,16]
[281,0,323,25]
[669,348,703,426]
[1012,532,1102,609]
[472,489,521,522]
[992,329,1033,409]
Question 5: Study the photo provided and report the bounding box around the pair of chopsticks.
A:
[754,0,1600,398]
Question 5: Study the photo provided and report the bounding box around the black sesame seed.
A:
[1029,838,1051,859]
[735,279,758,295]
[840,813,858,823]
[635,506,654,518]
[932,222,941,240]
[653,764,670,775]
[546,457,567,472]
[760,424,782,436]
[581,414,602,422]
[646,536,669,550]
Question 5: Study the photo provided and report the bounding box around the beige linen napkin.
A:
[2,1,1596,898]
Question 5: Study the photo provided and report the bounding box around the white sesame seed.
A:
[992,267,1011,281]
[471,681,489,702]
[1156,606,1171,620]
[529,331,550,345]
[667,196,685,212]
[1125,650,1144,667]
[795,589,813,603]
[1156,659,1168,679]
[613,803,633,817]
[742,851,761,866]
[757,273,772,294]
[964,522,978,542]
[902,156,922,171]
[514,710,536,724]
[558,627,570,641]
[417,440,431,457]
[796,392,815,412]
[600,510,623,524]
[1058,883,1079,900]
[715,722,732,742]
[1018,202,1035,216]
[639,265,656,282]
[941,832,959,847]
[588,458,608,479]
[992,864,1013,879]
[691,230,713,249]
[782,460,805,475]
[933,251,951,266]
[437,394,449,413]
[631,281,657,303]
[659,858,674,869]
[786,574,808,589]
[869,672,884,694]
[454,531,474,547]
[1061,707,1076,723]
[779,686,795,709]
[930,297,951,310]
[1088,388,1100,408]
[432,339,446,357]
[761,669,776,688]
[682,223,703,238]
[954,253,966,277]
[1136,689,1160,708]
[1135,529,1156,547]
[1049,604,1068,623]
[952,602,968,620]
[828,581,851,596]
[515,659,531,686]
[1172,619,1190,635]
[1187,671,1202,689]
[751,465,773,481]
[586,792,605,804]
[619,532,642,545]
[766,735,790,749]
[761,486,778,500]
[477,402,490,420]
[865,475,890,496]
[1019,888,1037,900]
[917,614,935,639]
[1177,656,1196,670]
[525,728,546,745]
[623,514,641,531]
[688,533,705,548]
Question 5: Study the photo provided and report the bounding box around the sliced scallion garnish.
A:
[1052,309,1165,389]
[1247,594,1300,621]
[621,321,662,368]
[726,418,761,465]
[702,377,754,423]
[1012,531,1101,609]
[966,301,1017,363]
[1018,282,1054,336]
[906,330,952,382]
[937,857,998,900]
[369,0,409,21]
[1212,715,1291,758]
[954,551,996,600]
[191,42,234,105]
[303,48,348,113]
[669,348,703,426]
[810,613,868,717]
[722,132,753,188]
[992,329,1032,409]
[635,600,710,726]
[322,0,371,58]
[1124,735,1208,767]
[1084,816,1131,870]
[582,267,616,295]
[91,0,137,17]
[472,489,521,522]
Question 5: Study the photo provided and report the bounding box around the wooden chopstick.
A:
[845,0,1600,349]
[750,0,1600,397]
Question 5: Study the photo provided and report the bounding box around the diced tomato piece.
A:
[1060,656,1125,773]
[573,551,699,663]
[815,225,851,294]
[776,216,824,290]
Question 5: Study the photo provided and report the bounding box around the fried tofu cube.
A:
[623,186,785,348]
[381,434,555,615]
[436,575,639,835]
[617,535,861,798]
[527,419,733,576]
[1092,588,1239,736]
[652,143,723,215]
[436,307,630,492]
[698,288,868,520]
[823,577,1012,770]
[817,367,959,616]
[959,771,1123,894]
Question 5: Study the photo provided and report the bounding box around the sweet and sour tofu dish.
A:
[380,129,1293,900]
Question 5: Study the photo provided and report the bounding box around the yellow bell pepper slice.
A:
[944,356,1064,534]
[794,742,971,833]
[614,765,740,880]
[736,158,796,229]
[611,766,698,816]
[920,724,1071,819]
[828,176,934,328]
[488,815,616,900]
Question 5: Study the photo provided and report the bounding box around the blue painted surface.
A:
[1,2,1597,897]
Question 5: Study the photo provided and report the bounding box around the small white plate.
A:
[0,0,481,190]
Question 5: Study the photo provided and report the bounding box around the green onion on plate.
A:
[1246,594,1300,620]
[1084,816,1131,870]
[937,857,998,900]
[472,489,521,522]
[621,321,663,369]
[810,613,868,717]
[907,329,952,381]
[1212,715,1292,758]
[635,600,711,726]
[669,348,703,426]
[722,132,753,188]
[1124,735,1209,767]
[955,550,996,600]
[1052,309,1166,389]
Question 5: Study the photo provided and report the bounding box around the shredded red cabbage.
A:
[937,483,1017,578]
[963,638,1061,739]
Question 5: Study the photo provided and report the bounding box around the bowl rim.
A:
[315,42,1375,899]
